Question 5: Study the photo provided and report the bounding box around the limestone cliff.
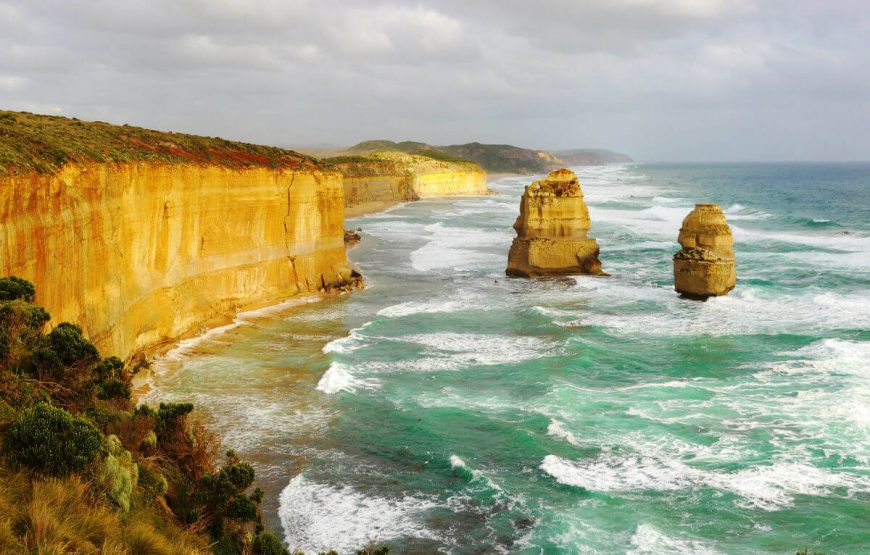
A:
[0,162,353,360]
[673,204,736,299]
[506,169,604,277]
[325,151,489,216]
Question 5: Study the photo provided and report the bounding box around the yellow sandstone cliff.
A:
[327,151,489,216]
[673,204,736,299]
[506,169,604,277]
[0,162,354,360]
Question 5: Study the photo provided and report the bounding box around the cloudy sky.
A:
[1,0,867,161]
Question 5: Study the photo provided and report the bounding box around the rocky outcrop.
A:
[506,169,604,277]
[327,152,489,216]
[0,162,355,360]
[673,204,736,299]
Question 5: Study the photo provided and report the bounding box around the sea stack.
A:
[673,204,736,299]
[506,169,604,277]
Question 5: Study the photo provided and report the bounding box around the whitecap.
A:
[315,362,380,395]
[279,474,438,553]
[628,524,719,555]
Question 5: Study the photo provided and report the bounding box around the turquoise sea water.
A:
[146,163,870,554]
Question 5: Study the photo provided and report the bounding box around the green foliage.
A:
[46,322,99,365]
[0,327,8,363]
[154,402,194,437]
[97,435,139,511]
[252,531,290,555]
[0,276,35,302]
[6,402,102,476]
[98,378,132,400]
[0,109,318,176]
[95,356,124,382]
[30,346,64,378]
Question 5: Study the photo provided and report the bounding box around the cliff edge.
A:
[506,169,604,277]
[324,151,489,216]
[0,110,356,360]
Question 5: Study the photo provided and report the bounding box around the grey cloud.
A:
[0,0,868,160]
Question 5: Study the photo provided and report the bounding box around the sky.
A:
[0,0,868,161]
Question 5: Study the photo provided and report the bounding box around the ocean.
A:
[144,163,870,554]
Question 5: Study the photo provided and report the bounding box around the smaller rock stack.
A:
[506,169,604,277]
[673,204,736,299]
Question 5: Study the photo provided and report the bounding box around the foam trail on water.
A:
[280,475,438,553]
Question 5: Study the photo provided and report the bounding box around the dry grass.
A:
[0,109,319,176]
[0,465,208,554]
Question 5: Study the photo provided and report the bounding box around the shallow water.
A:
[146,163,870,554]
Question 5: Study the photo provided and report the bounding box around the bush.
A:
[0,277,35,302]
[252,531,290,555]
[6,402,102,476]
[47,322,99,366]
[154,402,194,437]
[98,378,132,401]
[95,356,124,382]
[0,327,8,363]
[96,436,138,512]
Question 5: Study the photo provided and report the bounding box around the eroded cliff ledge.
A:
[0,111,356,360]
[673,204,736,299]
[506,169,604,277]
[324,151,489,216]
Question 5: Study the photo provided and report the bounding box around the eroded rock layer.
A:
[0,162,354,359]
[327,152,489,216]
[506,169,604,277]
[673,204,736,299]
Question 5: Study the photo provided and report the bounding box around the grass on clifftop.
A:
[0,110,318,176]
[322,150,482,178]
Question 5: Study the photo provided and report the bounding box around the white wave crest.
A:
[279,475,437,553]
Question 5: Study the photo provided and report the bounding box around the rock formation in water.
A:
[505,169,604,277]
[0,110,359,360]
[673,204,736,299]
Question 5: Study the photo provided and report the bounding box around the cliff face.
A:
[326,152,489,216]
[673,204,736,299]
[506,169,604,277]
[0,162,353,360]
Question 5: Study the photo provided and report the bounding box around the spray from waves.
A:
[628,524,719,555]
[322,322,373,355]
[279,474,439,553]
[566,282,870,337]
[547,419,580,446]
[540,453,870,511]
[315,362,380,395]
[318,333,563,395]
[409,222,512,273]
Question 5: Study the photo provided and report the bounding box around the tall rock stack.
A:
[673,204,736,299]
[506,169,604,277]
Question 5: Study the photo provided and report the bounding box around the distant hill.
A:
[554,149,634,165]
[311,140,632,174]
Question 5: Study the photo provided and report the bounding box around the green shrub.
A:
[6,402,102,476]
[95,356,124,382]
[0,276,35,302]
[47,322,99,365]
[98,378,132,400]
[0,327,8,362]
[252,531,290,555]
[30,346,64,378]
[154,402,194,437]
[97,435,138,511]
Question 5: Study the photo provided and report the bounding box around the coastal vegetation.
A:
[316,139,632,174]
[0,109,318,176]
[0,276,289,554]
